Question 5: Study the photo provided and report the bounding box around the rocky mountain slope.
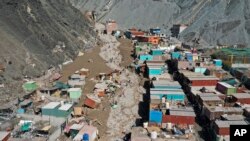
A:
[0,0,96,97]
[71,0,250,46]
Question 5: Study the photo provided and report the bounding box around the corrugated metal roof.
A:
[209,106,243,112]
[188,76,219,81]
[42,102,60,109]
[197,93,223,97]
[170,106,194,111]
[200,96,222,101]
[215,120,248,128]
[170,110,196,117]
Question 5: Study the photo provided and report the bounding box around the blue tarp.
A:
[149,110,162,123]
[186,53,193,61]
[82,133,89,141]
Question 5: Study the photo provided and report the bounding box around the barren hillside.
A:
[0,0,96,96]
[71,0,250,46]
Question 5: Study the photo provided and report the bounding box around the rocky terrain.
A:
[71,0,250,46]
[95,24,142,140]
[0,0,96,97]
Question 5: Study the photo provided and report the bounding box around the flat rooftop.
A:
[67,88,82,92]
[180,70,204,76]
[215,120,248,128]
[70,123,85,130]
[207,105,243,112]
[147,65,163,69]
[42,102,60,109]
[232,93,250,99]
[170,110,196,117]
[149,73,173,80]
[58,103,73,111]
[150,88,182,91]
[150,90,184,95]
[170,107,194,112]
[152,56,163,61]
[146,62,165,66]
[200,96,222,101]
[191,86,223,95]
[197,93,224,97]
[221,114,245,121]
[152,80,180,86]
[188,76,219,81]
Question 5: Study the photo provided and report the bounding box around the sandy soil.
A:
[117,38,134,67]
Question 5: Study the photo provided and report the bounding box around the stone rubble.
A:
[96,23,144,140]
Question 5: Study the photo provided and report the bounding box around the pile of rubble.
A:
[97,23,122,71]
[106,69,143,140]
[95,23,144,140]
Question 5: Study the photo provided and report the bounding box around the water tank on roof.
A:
[41,95,45,101]
[143,122,148,128]
[162,97,166,103]
[167,123,172,130]
[151,131,158,139]
[166,102,170,109]
[83,133,89,141]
